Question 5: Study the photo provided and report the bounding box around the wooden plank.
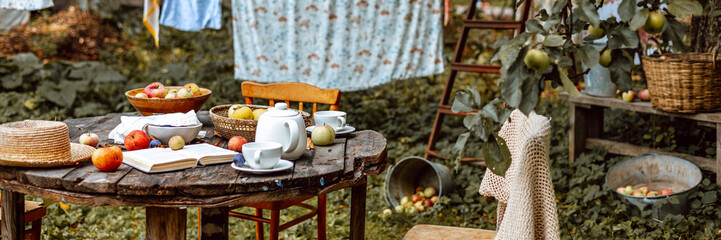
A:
[560,93,721,123]
[198,207,229,240]
[61,160,133,194]
[586,138,716,170]
[175,164,240,196]
[116,169,184,196]
[345,131,387,177]
[146,207,186,240]
[1,190,24,240]
[287,138,346,189]
[350,176,367,240]
[569,104,603,163]
[403,224,496,240]
[716,123,721,184]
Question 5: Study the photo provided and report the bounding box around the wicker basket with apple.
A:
[125,82,212,116]
[209,104,311,142]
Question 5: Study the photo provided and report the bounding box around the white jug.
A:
[255,103,305,160]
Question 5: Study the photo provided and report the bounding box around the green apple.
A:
[405,206,418,215]
[176,88,194,98]
[395,205,404,213]
[400,196,410,206]
[311,124,336,146]
[231,106,254,120]
[588,25,605,38]
[599,49,612,67]
[623,185,634,195]
[622,91,636,102]
[135,92,148,98]
[523,49,550,72]
[423,187,437,197]
[252,108,267,120]
[643,12,666,34]
[165,89,178,98]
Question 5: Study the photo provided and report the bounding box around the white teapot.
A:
[255,103,305,160]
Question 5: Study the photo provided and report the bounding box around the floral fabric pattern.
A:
[0,0,53,10]
[231,0,445,91]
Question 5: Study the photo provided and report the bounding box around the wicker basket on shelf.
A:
[209,104,311,141]
[641,50,721,113]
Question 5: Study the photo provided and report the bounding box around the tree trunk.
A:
[688,0,721,52]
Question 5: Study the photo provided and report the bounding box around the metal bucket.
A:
[605,153,703,219]
[384,156,454,208]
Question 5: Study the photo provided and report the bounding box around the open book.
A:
[122,143,237,173]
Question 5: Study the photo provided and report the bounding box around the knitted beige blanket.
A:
[479,110,560,240]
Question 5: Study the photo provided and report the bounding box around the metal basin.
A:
[605,154,702,219]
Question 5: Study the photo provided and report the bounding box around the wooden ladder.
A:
[424,0,533,164]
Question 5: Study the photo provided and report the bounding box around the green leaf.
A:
[668,196,681,204]
[68,62,127,83]
[609,50,632,91]
[552,0,568,13]
[1,74,23,89]
[617,28,640,47]
[618,0,636,21]
[578,0,601,27]
[453,132,471,155]
[662,17,688,52]
[483,133,512,177]
[451,90,474,113]
[578,44,600,68]
[469,88,481,106]
[558,66,582,97]
[667,0,704,18]
[543,35,565,47]
[525,19,545,34]
[501,47,530,109]
[701,191,717,204]
[479,98,503,122]
[38,80,82,107]
[629,8,650,31]
[518,72,540,115]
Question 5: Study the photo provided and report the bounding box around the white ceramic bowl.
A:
[143,123,202,144]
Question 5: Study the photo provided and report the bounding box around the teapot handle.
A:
[284,120,299,154]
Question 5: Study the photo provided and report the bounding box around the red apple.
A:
[423,199,433,208]
[228,136,248,152]
[412,194,421,203]
[124,130,150,151]
[144,82,166,98]
[183,83,201,96]
[415,186,424,193]
[92,146,123,172]
[661,189,674,195]
[430,196,438,204]
[79,132,99,147]
[638,89,650,101]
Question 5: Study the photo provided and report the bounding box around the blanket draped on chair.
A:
[479,110,560,240]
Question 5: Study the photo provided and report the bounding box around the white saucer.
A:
[231,159,293,174]
[306,125,356,135]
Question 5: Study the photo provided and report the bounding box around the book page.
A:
[123,148,198,172]
[175,143,237,165]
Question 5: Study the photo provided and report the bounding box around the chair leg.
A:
[269,210,280,240]
[255,208,264,240]
[318,194,327,240]
[30,219,41,240]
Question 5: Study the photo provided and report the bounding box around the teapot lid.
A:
[265,103,299,118]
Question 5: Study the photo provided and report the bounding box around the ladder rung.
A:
[451,63,501,73]
[463,20,523,30]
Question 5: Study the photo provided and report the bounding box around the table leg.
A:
[146,207,186,240]
[350,176,367,240]
[569,103,603,164]
[198,207,229,240]
[1,189,24,240]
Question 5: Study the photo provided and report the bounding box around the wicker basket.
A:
[641,51,721,113]
[209,104,312,141]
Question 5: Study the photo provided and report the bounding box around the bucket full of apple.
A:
[605,153,702,219]
[384,156,453,215]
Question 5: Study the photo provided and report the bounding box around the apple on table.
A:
[92,146,123,172]
[125,130,150,151]
[79,132,99,147]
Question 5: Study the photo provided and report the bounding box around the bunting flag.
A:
[143,0,159,47]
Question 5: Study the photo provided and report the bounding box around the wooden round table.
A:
[0,113,387,240]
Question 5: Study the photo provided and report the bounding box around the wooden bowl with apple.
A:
[125,83,212,116]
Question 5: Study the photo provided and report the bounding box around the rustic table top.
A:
[0,112,387,208]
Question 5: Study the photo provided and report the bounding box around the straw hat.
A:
[0,120,95,167]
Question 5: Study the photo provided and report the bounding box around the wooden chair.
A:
[404,225,496,239]
[230,81,341,240]
[0,201,46,240]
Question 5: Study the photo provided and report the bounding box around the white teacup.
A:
[314,111,346,129]
[242,142,282,169]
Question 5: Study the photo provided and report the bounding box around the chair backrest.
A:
[241,81,341,114]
